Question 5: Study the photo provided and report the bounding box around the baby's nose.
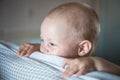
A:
[40,44,49,54]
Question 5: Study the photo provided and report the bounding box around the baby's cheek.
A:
[49,47,55,52]
[49,47,60,55]
[55,49,67,56]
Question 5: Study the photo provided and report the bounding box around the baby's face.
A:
[40,17,80,58]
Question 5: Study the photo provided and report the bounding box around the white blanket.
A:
[0,40,120,80]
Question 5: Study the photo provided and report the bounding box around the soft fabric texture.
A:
[0,40,120,80]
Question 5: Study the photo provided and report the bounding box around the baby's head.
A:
[40,2,100,58]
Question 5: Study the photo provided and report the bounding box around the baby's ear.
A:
[78,40,92,57]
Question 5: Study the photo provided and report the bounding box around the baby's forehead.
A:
[48,7,87,28]
[42,13,85,37]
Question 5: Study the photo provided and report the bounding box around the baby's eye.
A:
[50,43,56,46]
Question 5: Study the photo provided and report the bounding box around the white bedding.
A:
[0,40,120,80]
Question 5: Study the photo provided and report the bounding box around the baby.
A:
[18,2,120,79]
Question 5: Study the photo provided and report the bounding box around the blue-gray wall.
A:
[0,0,99,44]
[98,0,120,65]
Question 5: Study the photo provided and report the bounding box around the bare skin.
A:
[62,57,120,78]
[18,43,40,57]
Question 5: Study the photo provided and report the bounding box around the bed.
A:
[0,40,120,80]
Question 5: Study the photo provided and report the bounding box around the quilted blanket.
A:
[0,40,120,80]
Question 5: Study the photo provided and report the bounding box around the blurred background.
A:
[0,0,120,65]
